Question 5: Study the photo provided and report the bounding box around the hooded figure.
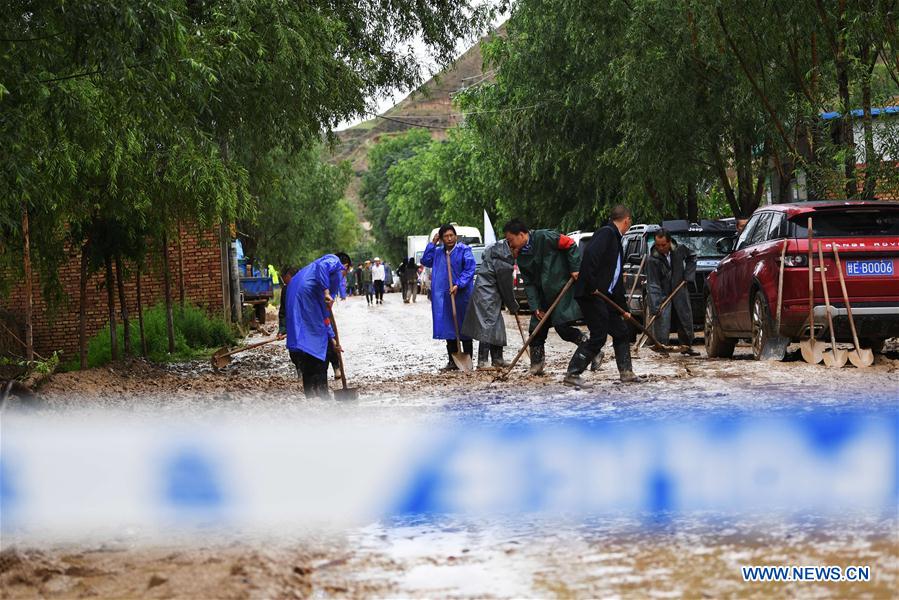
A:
[461,240,519,368]
[420,224,477,371]
[646,229,697,350]
[285,253,350,398]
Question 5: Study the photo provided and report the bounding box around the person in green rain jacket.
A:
[503,219,600,376]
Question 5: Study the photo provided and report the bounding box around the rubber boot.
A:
[529,345,545,376]
[440,340,459,372]
[490,344,510,368]
[577,332,603,371]
[477,342,491,370]
[614,341,639,382]
[563,347,594,388]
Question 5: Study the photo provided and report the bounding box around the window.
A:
[747,213,773,247]
[766,212,788,241]
[791,209,899,237]
[671,233,728,258]
[735,213,762,251]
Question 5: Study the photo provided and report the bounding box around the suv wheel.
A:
[751,292,786,361]
[704,295,735,358]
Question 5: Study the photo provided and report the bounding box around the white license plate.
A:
[845,259,894,277]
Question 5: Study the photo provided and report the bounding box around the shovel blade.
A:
[333,388,359,401]
[211,350,232,369]
[823,349,848,368]
[451,352,474,373]
[847,349,874,368]
[759,336,789,361]
[800,340,825,364]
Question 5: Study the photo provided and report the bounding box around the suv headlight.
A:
[782,254,808,267]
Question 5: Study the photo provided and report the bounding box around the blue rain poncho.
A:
[420,242,476,339]
[285,254,345,360]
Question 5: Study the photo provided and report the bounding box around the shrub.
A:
[82,302,236,367]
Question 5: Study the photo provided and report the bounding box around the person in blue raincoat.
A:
[285,252,352,398]
[420,224,477,371]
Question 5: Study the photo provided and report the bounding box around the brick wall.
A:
[0,225,226,361]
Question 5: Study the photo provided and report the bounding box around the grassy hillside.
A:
[329,29,499,231]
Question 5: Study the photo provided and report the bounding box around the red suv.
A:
[705,201,899,360]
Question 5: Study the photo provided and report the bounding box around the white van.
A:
[428,223,482,246]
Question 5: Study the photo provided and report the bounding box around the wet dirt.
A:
[7,293,899,598]
[35,294,899,418]
[2,516,896,598]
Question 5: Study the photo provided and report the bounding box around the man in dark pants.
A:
[504,219,595,376]
[646,229,699,353]
[564,205,639,387]
[286,252,352,398]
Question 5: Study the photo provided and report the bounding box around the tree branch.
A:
[715,7,799,157]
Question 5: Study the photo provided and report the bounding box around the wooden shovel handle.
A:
[807,217,815,337]
[220,334,283,358]
[592,289,666,350]
[445,250,463,354]
[627,255,647,301]
[636,280,687,349]
[775,240,787,332]
[499,277,575,379]
[328,307,350,391]
[832,246,863,351]
[817,242,839,348]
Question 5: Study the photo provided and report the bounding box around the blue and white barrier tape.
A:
[1,412,896,539]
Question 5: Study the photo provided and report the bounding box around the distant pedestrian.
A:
[361,260,373,305]
[353,265,363,295]
[461,240,519,369]
[402,257,419,303]
[285,252,352,399]
[421,224,477,371]
[371,257,386,304]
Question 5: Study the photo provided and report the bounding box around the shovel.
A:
[774,239,787,333]
[634,280,687,351]
[445,250,473,372]
[497,277,575,381]
[328,307,359,400]
[592,289,689,355]
[800,218,825,364]
[211,334,284,369]
[627,255,647,304]
[832,246,874,368]
[514,313,530,359]
[817,242,848,368]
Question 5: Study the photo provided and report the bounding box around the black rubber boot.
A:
[614,341,639,382]
[490,344,510,368]
[578,333,603,371]
[563,347,595,388]
[441,340,459,371]
[529,345,545,376]
[477,342,491,369]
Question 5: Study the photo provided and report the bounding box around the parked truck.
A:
[238,259,273,323]
[407,235,430,263]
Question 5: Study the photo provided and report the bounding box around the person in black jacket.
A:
[646,229,699,353]
[565,205,639,387]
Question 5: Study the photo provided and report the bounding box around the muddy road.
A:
[4,293,899,598]
[36,294,899,416]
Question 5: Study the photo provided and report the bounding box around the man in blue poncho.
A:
[420,224,477,371]
[285,252,351,398]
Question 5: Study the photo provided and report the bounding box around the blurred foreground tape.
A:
[1,411,896,539]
